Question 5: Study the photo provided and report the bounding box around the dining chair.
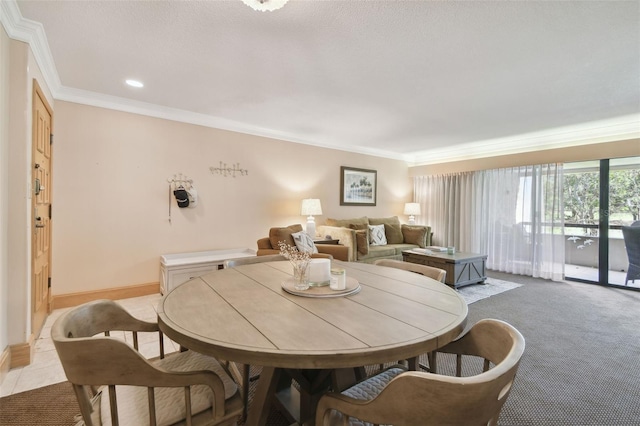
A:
[373,258,447,370]
[622,223,640,285]
[316,319,525,426]
[373,258,446,283]
[52,299,243,426]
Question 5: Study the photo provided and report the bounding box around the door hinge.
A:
[50,133,53,145]
[48,204,52,220]
[48,277,51,288]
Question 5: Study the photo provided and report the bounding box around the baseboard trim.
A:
[0,346,11,384]
[9,339,33,368]
[1,283,159,373]
[51,281,160,310]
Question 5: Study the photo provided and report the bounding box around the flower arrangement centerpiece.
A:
[278,240,311,290]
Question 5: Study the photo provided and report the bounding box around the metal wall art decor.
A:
[209,162,249,178]
[340,166,377,206]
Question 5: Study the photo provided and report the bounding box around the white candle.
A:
[330,268,346,290]
[308,258,331,286]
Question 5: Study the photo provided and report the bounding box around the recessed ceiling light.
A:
[125,79,144,88]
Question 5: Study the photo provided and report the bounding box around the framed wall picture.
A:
[340,166,377,206]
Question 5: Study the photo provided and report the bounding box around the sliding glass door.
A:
[564,156,640,289]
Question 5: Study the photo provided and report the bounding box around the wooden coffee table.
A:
[402,250,487,289]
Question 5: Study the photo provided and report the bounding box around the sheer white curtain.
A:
[414,172,477,252]
[414,164,565,281]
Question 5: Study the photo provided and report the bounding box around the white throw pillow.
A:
[291,231,319,253]
[369,224,387,246]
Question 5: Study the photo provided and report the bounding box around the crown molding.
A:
[409,115,640,166]
[56,85,408,162]
[1,0,61,94]
[3,0,636,166]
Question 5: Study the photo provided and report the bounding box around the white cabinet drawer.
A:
[160,248,256,294]
[167,265,220,290]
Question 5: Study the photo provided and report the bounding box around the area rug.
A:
[457,277,523,304]
[0,381,78,425]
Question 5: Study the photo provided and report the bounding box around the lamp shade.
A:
[301,199,323,216]
[404,203,421,216]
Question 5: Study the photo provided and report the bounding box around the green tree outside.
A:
[564,169,640,225]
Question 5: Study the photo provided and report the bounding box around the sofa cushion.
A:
[327,217,369,228]
[392,243,421,255]
[401,225,428,248]
[358,245,397,262]
[349,223,371,255]
[354,230,369,255]
[317,225,358,262]
[369,224,387,246]
[369,216,403,244]
[269,224,304,249]
[291,231,319,254]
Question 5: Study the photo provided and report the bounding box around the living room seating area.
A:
[317,216,431,263]
[258,216,432,263]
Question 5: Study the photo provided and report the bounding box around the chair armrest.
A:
[317,226,357,261]
[317,245,349,261]
[257,237,273,250]
[257,248,280,256]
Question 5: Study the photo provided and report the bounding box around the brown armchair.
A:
[257,224,349,261]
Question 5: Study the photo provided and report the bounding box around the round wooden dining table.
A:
[157,260,468,425]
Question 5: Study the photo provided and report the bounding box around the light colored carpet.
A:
[457,277,523,304]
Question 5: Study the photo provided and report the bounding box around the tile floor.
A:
[0,293,179,397]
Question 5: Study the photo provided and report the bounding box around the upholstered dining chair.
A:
[315,319,525,426]
[52,299,243,426]
[622,223,640,285]
[373,258,446,283]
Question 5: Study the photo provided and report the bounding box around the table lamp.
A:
[404,202,420,225]
[301,198,322,237]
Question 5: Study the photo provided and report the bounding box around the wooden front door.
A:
[31,81,53,337]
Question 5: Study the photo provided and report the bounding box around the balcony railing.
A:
[564,223,633,287]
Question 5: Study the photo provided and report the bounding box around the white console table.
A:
[160,248,256,294]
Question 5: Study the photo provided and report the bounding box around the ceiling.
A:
[4,0,640,164]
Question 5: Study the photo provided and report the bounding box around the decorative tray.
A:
[281,276,361,298]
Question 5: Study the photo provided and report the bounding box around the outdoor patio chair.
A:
[316,319,525,426]
[622,224,640,285]
[52,299,243,426]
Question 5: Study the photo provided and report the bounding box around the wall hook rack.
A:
[167,173,196,223]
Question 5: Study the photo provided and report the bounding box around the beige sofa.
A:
[317,216,432,263]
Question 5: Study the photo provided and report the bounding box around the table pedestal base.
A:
[247,367,366,426]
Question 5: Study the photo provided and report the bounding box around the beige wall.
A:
[1,36,54,351]
[53,101,412,295]
[0,25,10,364]
[409,139,640,176]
